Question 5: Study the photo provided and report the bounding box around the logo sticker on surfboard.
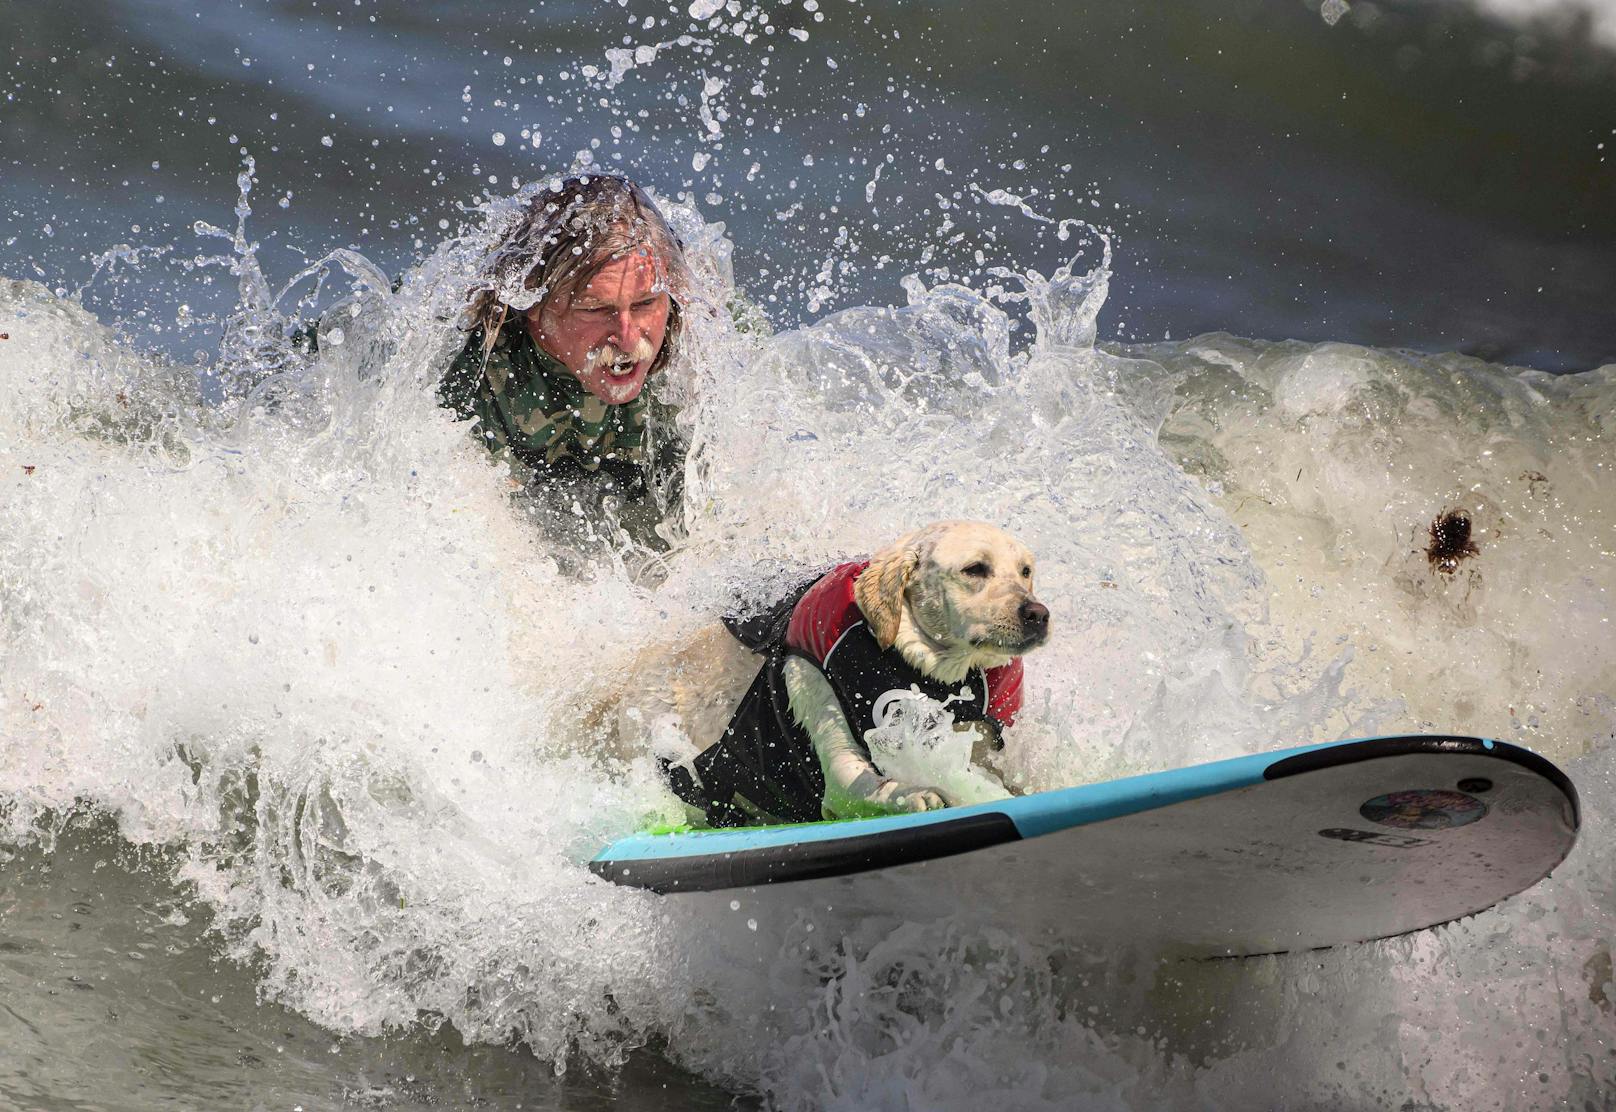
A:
[1359,789,1487,830]
[1318,827,1434,848]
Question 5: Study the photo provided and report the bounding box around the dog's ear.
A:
[855,542,919,650]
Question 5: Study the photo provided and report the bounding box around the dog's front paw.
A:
[882,783,952,813]
[823,771,955,820]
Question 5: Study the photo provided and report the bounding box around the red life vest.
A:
[785,561,1024,727]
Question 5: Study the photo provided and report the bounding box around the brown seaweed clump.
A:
[1426,509,1480,574]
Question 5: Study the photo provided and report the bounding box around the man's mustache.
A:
[586,337,656,370]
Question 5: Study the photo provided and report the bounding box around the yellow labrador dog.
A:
[655,520,1050,826]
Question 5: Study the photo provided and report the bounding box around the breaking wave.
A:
[2,175,1613,1106]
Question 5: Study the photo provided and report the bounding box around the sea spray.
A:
[2,188,1615,1107]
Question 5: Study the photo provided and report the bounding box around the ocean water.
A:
[3,1,1616,1109]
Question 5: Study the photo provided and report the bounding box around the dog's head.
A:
[854,520,1050,675]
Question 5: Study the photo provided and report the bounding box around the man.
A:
[440,175,695,549]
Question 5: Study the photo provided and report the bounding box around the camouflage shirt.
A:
[438,318,650,472]
[437,318,685,550]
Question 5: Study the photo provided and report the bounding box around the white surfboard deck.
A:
[590,735,1578,957]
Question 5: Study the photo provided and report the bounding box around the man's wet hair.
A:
[465,175,693,376]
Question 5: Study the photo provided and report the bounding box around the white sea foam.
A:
[1,187,1613,1106]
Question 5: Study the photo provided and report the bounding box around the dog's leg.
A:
[781,656,950,818]
[666,623,763,747]
[579,622,759,765]
[963,721,1012,794]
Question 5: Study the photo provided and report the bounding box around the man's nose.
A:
[610,309,638,344]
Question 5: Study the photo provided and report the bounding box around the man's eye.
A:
[961,562,990,578]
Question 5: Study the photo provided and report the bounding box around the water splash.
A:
[2,176,1614,1108]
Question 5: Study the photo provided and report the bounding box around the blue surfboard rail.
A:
[588,734,1578,893]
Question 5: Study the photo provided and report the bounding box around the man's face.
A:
[527,248,671,405]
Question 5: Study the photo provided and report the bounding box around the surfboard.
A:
[590,735,1579,957]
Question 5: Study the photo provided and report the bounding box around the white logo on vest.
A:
[870,683,974,731]
[871,687,924,729]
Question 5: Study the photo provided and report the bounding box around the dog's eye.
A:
[961,562,990,578]
[1020,565,1031,579]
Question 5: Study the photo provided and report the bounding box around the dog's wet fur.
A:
[587,520,1050,817]
[858,520,1049,684]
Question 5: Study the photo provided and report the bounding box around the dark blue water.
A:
[5,0,1614,370]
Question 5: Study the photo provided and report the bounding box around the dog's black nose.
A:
[1019,600,1050,630]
